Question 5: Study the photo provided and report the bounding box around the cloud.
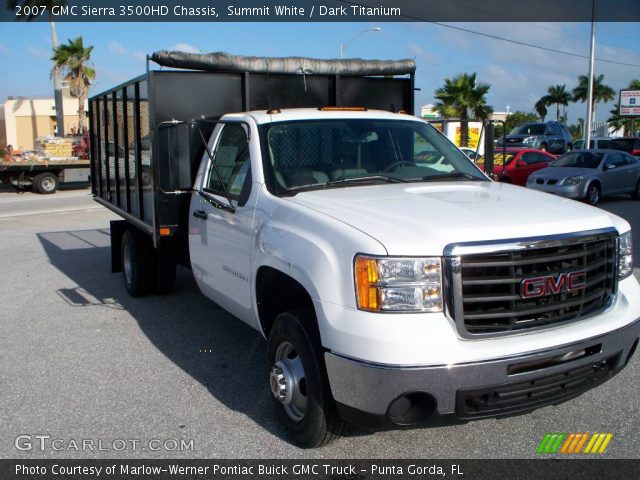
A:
[169,43,200,53]
[0,43,10,55]
[132,51,147,62]
[108,41,128,55]
[406,43,436,64]
[26,46,49,58]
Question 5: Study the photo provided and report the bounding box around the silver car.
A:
[526,149,640,205]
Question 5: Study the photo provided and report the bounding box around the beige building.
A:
[0,91,88,151]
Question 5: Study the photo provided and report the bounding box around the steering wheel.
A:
[384,161,416,172]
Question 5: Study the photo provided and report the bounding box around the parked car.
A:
[526,149,640,205]
[572,137,611,150]
[476,148,556,185]
[609,137,640,157]
[497,121,573,154]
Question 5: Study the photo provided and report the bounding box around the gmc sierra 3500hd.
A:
[90,52,640,448]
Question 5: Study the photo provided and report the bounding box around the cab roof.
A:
[223,108,417,125]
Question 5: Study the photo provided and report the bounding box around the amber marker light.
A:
[355,255,380,311]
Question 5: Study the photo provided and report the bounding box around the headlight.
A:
[618,231,633,279]
[563,175,584,185]
[522,136,536,144]
[354,255,442,312]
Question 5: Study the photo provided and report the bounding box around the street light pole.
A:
[340,27,381,59]
[585,0,597,149]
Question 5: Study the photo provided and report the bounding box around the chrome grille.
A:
[444,229,617,337]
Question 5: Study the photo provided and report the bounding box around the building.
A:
[0,90,87,151]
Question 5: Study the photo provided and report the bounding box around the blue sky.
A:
[0,21,639,124]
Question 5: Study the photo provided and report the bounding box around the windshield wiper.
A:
[283,175,406,195]
[411,172,485,182]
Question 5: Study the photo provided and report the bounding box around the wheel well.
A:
[256,266,315,338]
[588,180,601,190]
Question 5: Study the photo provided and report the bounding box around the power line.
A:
[336,0,640,69]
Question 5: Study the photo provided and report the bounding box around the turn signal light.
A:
[355,256,380,311]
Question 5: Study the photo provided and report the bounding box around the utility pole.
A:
[585,0,597,149]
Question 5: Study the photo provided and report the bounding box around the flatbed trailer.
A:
[0,157,90,193]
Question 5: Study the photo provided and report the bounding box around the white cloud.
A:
[406,43,436,64]
[132,51,147,62]
[108,41,127,55]
[26,46,49,58]
[169,43,200,53]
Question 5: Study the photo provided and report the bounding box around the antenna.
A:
[266,59,273,114]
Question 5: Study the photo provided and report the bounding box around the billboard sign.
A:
[619,90,640,117]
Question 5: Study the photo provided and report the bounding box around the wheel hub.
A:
[270,361,294,404]
[270,341,308,421]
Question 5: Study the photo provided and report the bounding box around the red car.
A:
[475,148,556,185]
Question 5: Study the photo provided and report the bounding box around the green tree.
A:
[7,1,67,135]
[534,98,548,122]
[433,73,493,147]
[51,36,95,134]
[541,84,572,121]
[572,74,615,118]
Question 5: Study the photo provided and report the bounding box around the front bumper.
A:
[526,181,587,199]
[326,317,640,428]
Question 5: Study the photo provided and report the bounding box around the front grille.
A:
[445,230,617,336]
[457,354,619,418]
[536,179,544,184]
[547,179,558,185]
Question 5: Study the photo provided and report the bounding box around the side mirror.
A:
[604,163,616,171]
[516,160,526,167]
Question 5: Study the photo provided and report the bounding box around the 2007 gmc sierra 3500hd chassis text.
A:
[89,52,640,447]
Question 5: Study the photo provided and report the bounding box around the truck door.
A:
[189,123,257,325]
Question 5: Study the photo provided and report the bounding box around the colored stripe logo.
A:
[537,433,613,454]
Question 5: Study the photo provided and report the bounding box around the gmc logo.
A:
[521,271,587,299]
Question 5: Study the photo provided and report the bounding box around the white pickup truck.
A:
[90,54,640,448]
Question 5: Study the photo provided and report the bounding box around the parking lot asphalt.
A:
[0,187,638,459]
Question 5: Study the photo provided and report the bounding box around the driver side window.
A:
[204,124,251,201]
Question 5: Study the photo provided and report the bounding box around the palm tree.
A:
[572,74,615,119]
[52,36,95,134]
[541,85,572,122]
[7,1,67,136]
[534,98,548,122]
[433,73,493,147]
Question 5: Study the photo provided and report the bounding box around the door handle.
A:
[193,209,208,220]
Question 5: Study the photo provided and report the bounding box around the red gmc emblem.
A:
[521,271,587,299]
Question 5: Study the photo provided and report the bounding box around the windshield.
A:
[551,151,604,169]
[261,119,486,195]
[509,124,545,135]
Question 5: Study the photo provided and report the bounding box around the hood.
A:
[285,181,627,256]
[532,166,598,179]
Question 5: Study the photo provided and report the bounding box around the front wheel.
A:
[267,309,350,448]
[585,182,601,206]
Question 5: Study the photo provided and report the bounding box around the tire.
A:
[632,180,640,200]
[121,228,154,297]
[33,172,58,194]
[267,309,351,448]
[585,182,601,206]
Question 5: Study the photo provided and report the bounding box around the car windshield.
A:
[550,151,604,169]
[261,119,486,195]
[510,124,545,135]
